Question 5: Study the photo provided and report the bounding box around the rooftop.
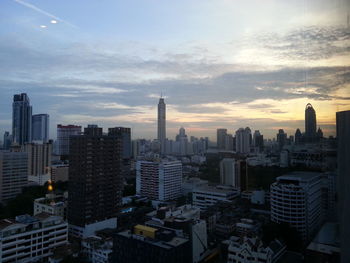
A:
[277,171,322,182]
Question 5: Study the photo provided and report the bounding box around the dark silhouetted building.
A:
[305,103,317,142]
[336,110,350,263]
[68,125,123,238]
[158,97,166,154]
[295,128,302,145]
[276,129,287,151]
[217,128,227,150]
[109,127,131,178]
[12,93,32,145]
[113,225,191,263]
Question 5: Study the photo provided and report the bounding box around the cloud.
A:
[0,24,349,139]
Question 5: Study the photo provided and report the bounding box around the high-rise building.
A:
[217,129,227,150]
[270,172,323,241]
[176,127,188,156]
[23,141,52,185]
[225,134,234,151]
[305,103,317,142]
[235,127,251,154]
[56,124,81,156]
[12,93,32,145]
[0,151,28,203]
[276,129,287,151]
[220,158,238,187]
[158,97,166,154]
[32,114,50,142]
[68,125,123,237]
[2,131,12,150]
[136,159,182,201]
[336,110,350,263]
[295,128,302,144]
[252,130,264,152]
[109,127,131,178]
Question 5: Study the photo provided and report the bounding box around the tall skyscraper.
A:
[235,127,251,154]
[336,110,350,263]
[56,124,82,156]
[12,93,32,145]
[305,103,317,142]
[295,128,302,144]
[109,127,131,178]
[68,125,123,237]
[136,159,182,201]
[157,97,166,154]
[253,130,264,152]
[0,151,28,203]
[32,114,49,142]
[217,128,227,150]
[276,129,287,151]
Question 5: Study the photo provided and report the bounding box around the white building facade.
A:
[270,172,323,241]
[0,213,68,263]
[192,186,239,210]
[136,159,182,201]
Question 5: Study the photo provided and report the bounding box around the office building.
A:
[56,124,81,156]
[252,130,264,152]
[295,128,302,144]
[68,125,123,238]
[12,93,32,145]
[32,114,49,142]
[305,103,317,142]
[192,185,239,210]
[0,213,68,263]
[276,129,287,151]
[51,163,69,182]
[109,127,131,178]
[220,158,238,187]
[0,151,28,203]
[217,129,227,150]
[136,159,182,201]
[336,110,350,263]
[270,172,323,241]
[235,127,251,154]
[2,132,12,150]
[23,141,52,185]
[113,225,191,263]
[158,97,166,154]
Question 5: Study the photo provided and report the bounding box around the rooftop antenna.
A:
[160,91,163,98]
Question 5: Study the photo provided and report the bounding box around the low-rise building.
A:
[33,193,67,219]
[192,185,239,210]
[227,236,285,263]
[0,213,68,263]
[82,235,113,263]
[113,225,191,263]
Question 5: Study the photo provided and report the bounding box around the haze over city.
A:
[1,0,349,140]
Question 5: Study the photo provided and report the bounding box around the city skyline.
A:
[1,0,349,140]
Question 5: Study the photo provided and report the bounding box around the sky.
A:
[0,0,349,140]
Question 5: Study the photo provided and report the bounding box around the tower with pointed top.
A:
[157,97,166,154]
[305,103,317,142]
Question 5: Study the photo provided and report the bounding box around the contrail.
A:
[13,0,78,28]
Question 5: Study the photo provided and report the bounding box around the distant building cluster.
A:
[0,93,349,263]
